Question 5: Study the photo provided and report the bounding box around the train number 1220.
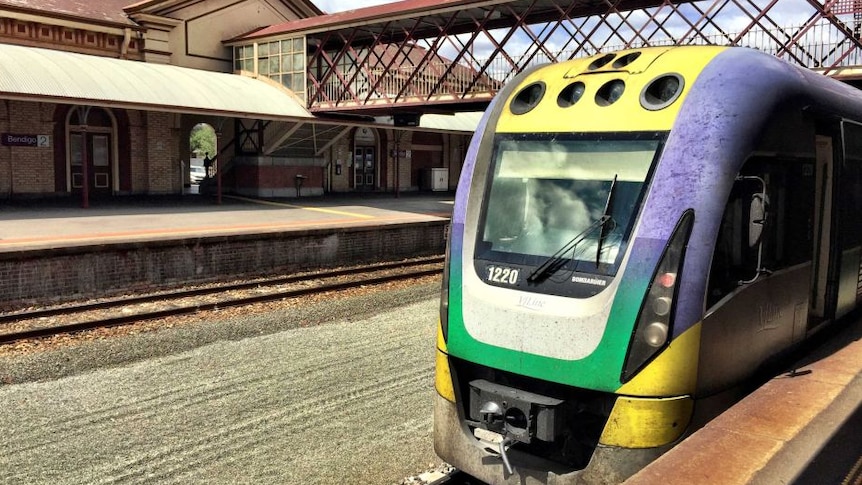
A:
[486,265,520,285]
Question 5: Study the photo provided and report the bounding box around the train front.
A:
[434,46,728,484]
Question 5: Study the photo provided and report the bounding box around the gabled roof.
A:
[123,0,323,19]
[0,0,138,26]
[0,0,325,29]
[229,0,678,45]
[230,0,479,41]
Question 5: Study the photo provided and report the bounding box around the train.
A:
[433,45,862,484]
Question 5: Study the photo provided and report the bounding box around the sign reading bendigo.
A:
[1,133,50,147]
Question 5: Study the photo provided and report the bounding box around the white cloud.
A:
[312,0,398,14]
[309,0,832,64]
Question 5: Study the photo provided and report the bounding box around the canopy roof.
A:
[0,43,481,133]
[0,43,314,121]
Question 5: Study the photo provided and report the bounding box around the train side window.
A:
[840,122,862,252]
[707,158,815,308]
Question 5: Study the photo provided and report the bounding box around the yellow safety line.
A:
[225,195,376,219]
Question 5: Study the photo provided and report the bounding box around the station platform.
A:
[0,193,453,308]
[626,315,862,485]
[0,192,453,252]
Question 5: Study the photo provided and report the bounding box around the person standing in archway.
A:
[203,153,215,178]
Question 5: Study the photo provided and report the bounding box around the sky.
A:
[312,0,396,14]
[312,0,814,17]
[308,0,828,69]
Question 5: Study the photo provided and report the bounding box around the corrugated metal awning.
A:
[0,43,314,121]
[371,112,482,133]
[418,112,482,133]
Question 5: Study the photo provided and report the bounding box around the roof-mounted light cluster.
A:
[557,81,585,108]
[588,53,615,70]
[640,73,685,111]
[596,79,625,107]
[612,51,641,69]
[509,51,685,114]
[510,81,545,115]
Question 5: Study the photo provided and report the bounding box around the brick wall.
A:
[1,101,57,196]
[394,130,412,191]
[0,18,142,60]
[145,111,179,194]
[128,111,149,193]
[0,100,8,196]
[234,159,325,197]
[0,221,447,308]
[330,140,352,192]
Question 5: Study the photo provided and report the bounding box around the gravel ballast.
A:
[0,280,446,484]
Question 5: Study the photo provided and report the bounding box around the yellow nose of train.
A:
[497,46,728,134]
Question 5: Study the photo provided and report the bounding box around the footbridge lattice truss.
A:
[294,0,862,113]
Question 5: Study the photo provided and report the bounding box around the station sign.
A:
[1,133,50,147]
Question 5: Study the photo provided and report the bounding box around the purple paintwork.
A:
[638,47,862,336]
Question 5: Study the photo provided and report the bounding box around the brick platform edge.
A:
[0,220,448,308]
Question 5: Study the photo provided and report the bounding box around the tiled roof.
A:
[0,0,137,26]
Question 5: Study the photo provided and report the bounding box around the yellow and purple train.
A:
[433,45,862,484]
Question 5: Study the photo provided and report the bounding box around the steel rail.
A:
[0,256,443,324]
[427,469,480,484]
[0,258,443,344]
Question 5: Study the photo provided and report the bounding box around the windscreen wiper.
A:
[526,215,612,283]
[596,174,618,267]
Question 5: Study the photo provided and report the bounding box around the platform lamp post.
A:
[74,106,92,209]
[216,152,222,205]
[394,142,400,199]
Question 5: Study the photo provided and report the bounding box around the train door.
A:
[833,121,862,320]
[809,134,837,328]
[703,155,816,390]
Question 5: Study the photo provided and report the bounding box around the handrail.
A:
[308,19,862,110]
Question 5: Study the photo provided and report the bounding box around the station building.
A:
[0,0,477,202]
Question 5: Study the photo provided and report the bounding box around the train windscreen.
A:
[477,134,661,277]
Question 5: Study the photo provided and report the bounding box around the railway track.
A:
[421,468,482,485]
[0,256,443,344]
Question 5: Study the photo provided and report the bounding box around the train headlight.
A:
[640,73,685,111]
[440,224,452,342]
[510,81,545,115]
[643,322,669,347]
[622,210,694,382]
[652,297,672,316]
[588,53,616,70]
[557,81,586,108]
[436,225,455,403]
[596,80,625,106]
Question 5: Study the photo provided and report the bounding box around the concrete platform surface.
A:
[0,193,454,252]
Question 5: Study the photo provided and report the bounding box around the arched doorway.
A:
[353,127,377,190]
[66,107,117,195]
[188,123,217,191]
